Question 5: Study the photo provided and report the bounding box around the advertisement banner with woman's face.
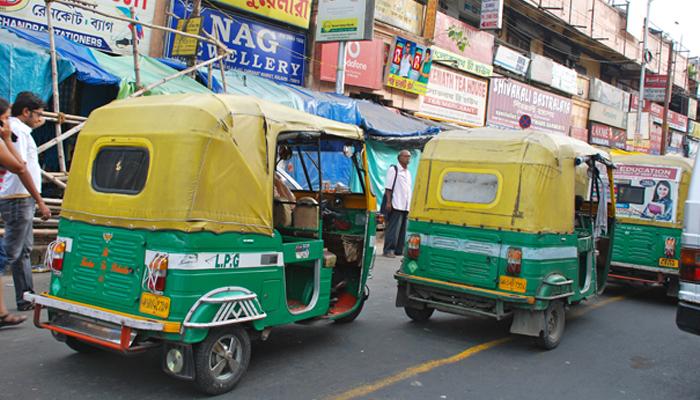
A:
[613,164,682,223]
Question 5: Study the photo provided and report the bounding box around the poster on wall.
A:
[479,0,502,29]
[486,77,572,135]
[0,0,156,54]
[385,36,432,95]
[166,0,306,85]
[417,65,488,126]
[614,164,682,223]
[319,39,385,89]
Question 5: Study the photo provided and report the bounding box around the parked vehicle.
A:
[677,151,700,334]
[25,94,377,395]
[608,153,693,296]
[394,129,616,349]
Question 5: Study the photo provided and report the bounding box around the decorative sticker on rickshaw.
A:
[146,250,284,270]
[659,237,679,268]
[613,164,682,224]
[295,244,310,260]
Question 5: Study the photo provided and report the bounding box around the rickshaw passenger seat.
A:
[294,197,319,230]
[323,250,337,268]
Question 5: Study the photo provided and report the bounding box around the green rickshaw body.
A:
[394,129,615,348]
[609,154,693,292]
[26,94,377,394]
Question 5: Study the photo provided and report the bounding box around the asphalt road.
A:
[2,257,698,400]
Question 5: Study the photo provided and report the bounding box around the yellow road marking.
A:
[326,294,630,400]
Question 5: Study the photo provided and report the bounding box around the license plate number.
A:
[659,258,679,268]
[139,293,171,318]
[499,276,527,293]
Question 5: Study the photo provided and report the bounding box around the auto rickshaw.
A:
[608,152,693,296]
[25,94,377,395]
[394,129,616,349]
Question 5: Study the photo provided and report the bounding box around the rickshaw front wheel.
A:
[535,301,565,350]
[404,306,434,322]
[193,326,251,395]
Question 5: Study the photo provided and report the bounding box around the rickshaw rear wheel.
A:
[193,326,251,395]
[404,306,434,322]
[65,337,99,354]
[535,301,565,350]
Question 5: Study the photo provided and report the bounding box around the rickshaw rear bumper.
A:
[24,292,178,353]
[395,272,536,319]
[610,262,678,284]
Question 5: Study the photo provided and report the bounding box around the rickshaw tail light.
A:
[407,234,421,259]
[147,255,169,292]
[48,240,66,273]
[506,247,522,276]
[680,247,700,282]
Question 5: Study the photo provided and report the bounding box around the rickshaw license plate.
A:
[659,258,679,268]
[498,276,527,293]
[139,293,171,318]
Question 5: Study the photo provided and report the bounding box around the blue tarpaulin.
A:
[283,85,362,126]
[158,58,225,94]
[356,100,440,139]
[0,29,75,102]
[6,27,120,86]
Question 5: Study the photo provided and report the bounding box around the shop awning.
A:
[0,28,75,102]
[158,58,225,94]
[91,51,212,98]
[6,27,120,86]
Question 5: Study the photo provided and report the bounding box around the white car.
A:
[677,152,700,334]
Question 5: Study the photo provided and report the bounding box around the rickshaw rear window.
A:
[440,172,499,204]
[92,147,149,194]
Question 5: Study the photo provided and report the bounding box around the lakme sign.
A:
[487,78,572,134]
[168,0,306,85]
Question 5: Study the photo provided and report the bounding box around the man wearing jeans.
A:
[383,150,412,258]
[1,92,48,311]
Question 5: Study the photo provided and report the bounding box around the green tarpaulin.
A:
[91,50,211,98]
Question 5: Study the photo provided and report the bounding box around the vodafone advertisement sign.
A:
[320,39,385,90]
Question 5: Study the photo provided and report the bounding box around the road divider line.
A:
[326,294,630,400]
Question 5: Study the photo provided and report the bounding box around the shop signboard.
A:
[668,131,685,154]
[630,95,689,133]
[570,127,588,142]
[315,0,374,42]
[649,124,662,155]
[589,101,627,130]
[689,120,700,139]
[590,122,627,149]
[167,0,307,85]
[590,77,630,111]
[688,97,697,120]
[431,12,493,78]
[385,36,432,95]
[479,0,503,30]
[614,163,682,223]
[626,111,651,140]
[319,39,384,89]
[418,65,488,126]
[0,0,156,54]
[528,54,577,96]
[493,45,529,76]
[486,77,572,135]
[211,0,312,29]
[375,0,424,35]
[644,74,667,102]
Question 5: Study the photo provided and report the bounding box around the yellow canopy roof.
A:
[611,152,693,228]
[61,94,363,235]
[410,129,610,234]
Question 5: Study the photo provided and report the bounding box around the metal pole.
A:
[335,41,347,95]
[129,7,142,90]
[636,0,652,144]
[45,0,67,173]
[661,39,675,155]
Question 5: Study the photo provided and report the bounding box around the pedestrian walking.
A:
[382,150,412,258]
[0,97,50,327]
[1,92,52,312]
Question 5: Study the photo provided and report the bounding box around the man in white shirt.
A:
[383,150,412,258]
[398,42,413,78]
[2,92,51,311]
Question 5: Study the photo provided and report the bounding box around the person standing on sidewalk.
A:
[0,97,50,326]
[1,92,52,312]
[382,150,412,258]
